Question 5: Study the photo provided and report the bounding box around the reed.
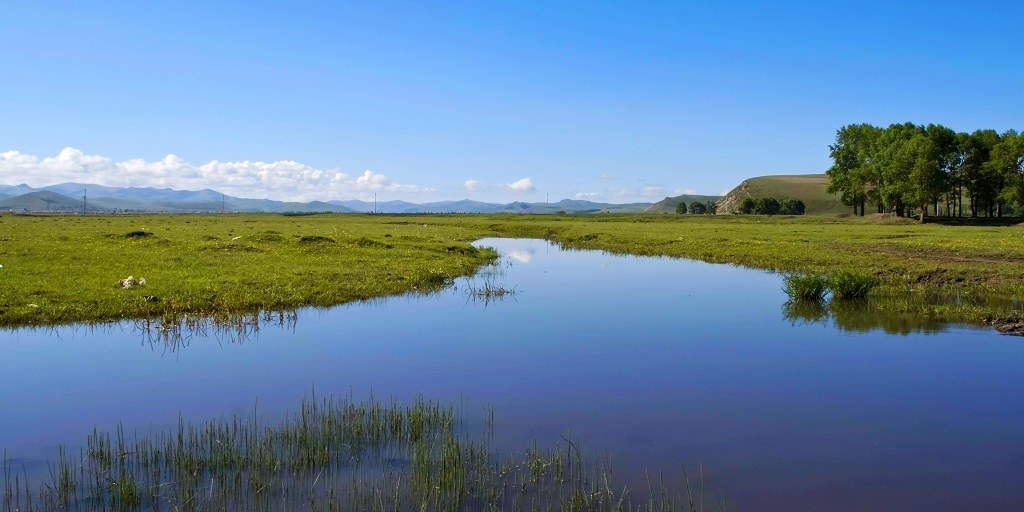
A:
[2,394,728,512]
[828,271,879,300]
[782,273,829,301]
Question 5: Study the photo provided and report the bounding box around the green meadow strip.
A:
[0,212,1020,328]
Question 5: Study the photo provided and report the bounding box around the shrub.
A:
[783,273,829,301]
[828,271,878,299]
[779,198,806,215]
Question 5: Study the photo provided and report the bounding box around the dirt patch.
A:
[990,318,1024,336]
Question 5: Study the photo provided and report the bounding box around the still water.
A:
[2,238,1022,511]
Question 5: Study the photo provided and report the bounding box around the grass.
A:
[782,274,829,301]
[2,394,727,512]
[1,212,1022,328]
[827,271,879,299]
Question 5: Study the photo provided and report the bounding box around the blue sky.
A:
[1,1,1021,203]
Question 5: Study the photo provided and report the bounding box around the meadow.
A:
[1,212,1021,328]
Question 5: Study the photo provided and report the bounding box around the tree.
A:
[704,200,717,214]
[903,133,940,222]
[990,129,1024,210]
[779,198,806,215]
[826,123,880,216]
[688,201,707,214]
[675,201,687,214]
[873,122,925,217]
[961,129,1001,216]
[924,124,957,216]
[753,197,780,215]
[738,197,756,214]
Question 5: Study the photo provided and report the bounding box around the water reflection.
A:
[782,300,950,335]
[132,310,300,351]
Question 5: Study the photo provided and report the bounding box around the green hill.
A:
[0,191,87,212]
[717,174,848,215]
[643,194,723,214]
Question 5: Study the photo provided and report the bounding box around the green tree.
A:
[779,198,806,215]
[675,201,687,214]
[961,129,1001,216]
[990,129,1024,211]
[704,200,717,214]
[738,197,756,214]
[924,124,957,216]
[874,122,923,217]
[826,123,880,216]
[903,133,941,222]
[753,197,780,215]
[688,201,707,214]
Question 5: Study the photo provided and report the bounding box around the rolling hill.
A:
[717,174,848,215]
[642,194,725,214]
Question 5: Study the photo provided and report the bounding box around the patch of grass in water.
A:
[1,394,729,511]
[828,271,879,299]
[782,273,829,301]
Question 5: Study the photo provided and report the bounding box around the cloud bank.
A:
[0,148,423,202]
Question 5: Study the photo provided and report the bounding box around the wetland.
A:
[1,214,1023,511]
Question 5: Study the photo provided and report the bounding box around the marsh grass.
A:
[782,274,828,301]
[2,395,728,512]
[828,271,879,300]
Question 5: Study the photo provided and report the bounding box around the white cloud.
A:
[574,192,601,200]
[506,177,535,192]
[640,185,664,196]
[464,179,479,191]
[0,148,422,202]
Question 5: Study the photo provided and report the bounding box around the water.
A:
[2,238,1022,511]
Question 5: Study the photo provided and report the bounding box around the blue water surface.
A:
[1,238,1021,512]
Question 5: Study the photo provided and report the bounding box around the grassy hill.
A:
[717,174,848,215]
[643,194,723,214]
[0,191,86,212]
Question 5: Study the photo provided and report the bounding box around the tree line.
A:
[737,197,805,215]
[676,200,718,214]
[826,123,1024,221]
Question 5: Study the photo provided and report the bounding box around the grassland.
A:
[1,212,1021,328]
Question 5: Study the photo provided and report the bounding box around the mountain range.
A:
[0,183,655,214]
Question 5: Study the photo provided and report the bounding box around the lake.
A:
[2,238,1022,511]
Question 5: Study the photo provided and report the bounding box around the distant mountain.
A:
[717,174,847,215]
[643,194,724,214]
[0,183,355,213]
[0,183,654,214]
[0,190,89,212]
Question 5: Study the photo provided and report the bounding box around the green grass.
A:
[828,271,879,299]
[782,274,829,301]
[2,394,727,512]
[1,212,1021,328]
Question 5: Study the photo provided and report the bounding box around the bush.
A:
[779,198,806,215]
[828,271,878,299]
[737,197,805,215]
[739,197,756,214]
[782,273,829,301]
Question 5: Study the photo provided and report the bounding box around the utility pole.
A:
[374,193,377,214]
[83,189,87,214]
[222,194,225,213]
